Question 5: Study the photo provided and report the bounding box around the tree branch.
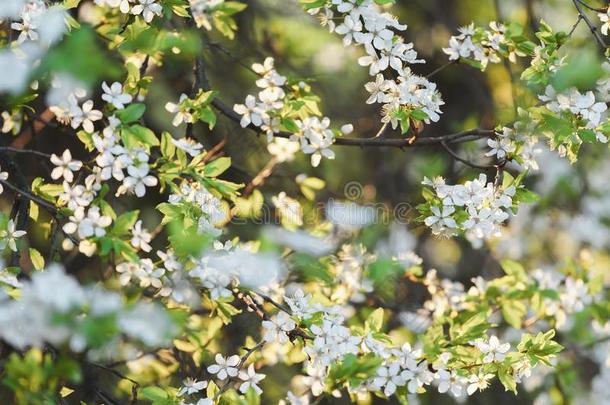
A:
[440,141,499,170]
[575,0,607,12]
[0,178,78,245]
[211,97,495,148]
[0,146,52,159]
[572,0,607,49]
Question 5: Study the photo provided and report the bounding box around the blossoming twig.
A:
[214,340,266,399]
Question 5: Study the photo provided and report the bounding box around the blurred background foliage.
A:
[2,0,610,403]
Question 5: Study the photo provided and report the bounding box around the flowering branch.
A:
[212,94,496,148]
[213,340,266,399]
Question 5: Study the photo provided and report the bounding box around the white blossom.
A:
[0,219,27,252]
[171,137,204,157]
[70,100,102,133]
[178,379,207,397]
[119,164,158,197]
[262,311,296,344]
[166,94,194,126]
[474,335,510,363]
[131,220,152,252]
[238,364,266,394]
[234,95,264,128]
[600,11,610,36]
[131,0,162,22]
[101,81,132,109]
[466,372,493,395]
[207,353,240,380]
[50,149,82,183]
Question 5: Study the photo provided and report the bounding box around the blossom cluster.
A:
[256,276,557,403]
[233,57,352,167]
[189,0,224,29]
[116,240,285,307]
[531,268,596,330]
[538,84,610,158]
[482,122,543,171]
[94,0,163,23]
[166,182,226,236]
[0,265,176,356]
[0,0,67,94]
[308,0,444,129]
[443,21,530,70]
[419,174,517,247]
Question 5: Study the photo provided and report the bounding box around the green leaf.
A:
[299,0,326,10]
[514,188,540,204]
[122,125,159,149]
[220,1,248,14]
[198,106,216,129]
[216,301,242,324]
[409,109,429,121]
[327,354,383,388]
[282,118,300,133]
[498,365,518,393]
[301,177,325,189]
[451,312,491,344]
[203,157,231,177]
[116,103,146,124]
[157,203,183,225]
[112,210,140,236]
[140,386,168,401]
[578,129,597,143]
[161,132,176,159]
[365,308,385,332]
[502,299,527,329]
[500,260,526,279]
[233,189,264,218]
[29,248,45,271]
[76,130,94,152]
[63,0,81,8]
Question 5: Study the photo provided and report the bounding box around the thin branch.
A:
[440,141,498,170]
[94,388,121,405]
[575,0,607,12]
[524,0,540,32]
[202,138,227,164]
[89,361,140,404]
[373,122,390,138]
[569,14,585,36]
[426,61,457,79]
[0,179,58,214]
[0,178,78,245]
[572,0,607,49]
[0,146,52,159]
[253,291,293,315]
[211,97,495,148]
[243,157,278,196]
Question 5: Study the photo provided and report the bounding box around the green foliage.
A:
[2,350,81,405]
[41,27,122,85]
